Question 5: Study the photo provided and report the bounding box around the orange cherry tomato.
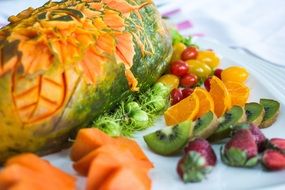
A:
[197,50,220,69]
[221,66,249,83]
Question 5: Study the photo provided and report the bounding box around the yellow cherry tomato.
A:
[221,66,249,83]
[171,42,187,62]
[186,60,212,78]
[197,50,220,69]
[158,74,180,90]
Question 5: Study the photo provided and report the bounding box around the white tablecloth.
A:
[0,0,285,67]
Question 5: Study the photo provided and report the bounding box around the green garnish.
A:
[92,82,171,137]
[170,28,192,46]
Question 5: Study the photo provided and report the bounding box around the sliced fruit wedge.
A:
[209,76,231,117]
[143,120,193,155]
[259,99,280,128]
[245,102,265,126]
[224,81,250,107]
[193,87,214,119]
[164,93,199,126]
[193,111,219,139]
[208,105,246,142]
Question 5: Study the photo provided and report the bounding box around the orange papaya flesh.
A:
[113,136,153,167]
[98,167,151,190]
[73,144,152,176]
[0,154,76,190]
[85,149,151,190]
[70,128,113,162]
[0,164,55,190]
[71,128,153,167]
[6,153,75,189]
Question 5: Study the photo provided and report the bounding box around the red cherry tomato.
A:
[182,88,194,98]
[204,77,211,91]
[180,73,198,88]
[170,60,189,77]
[171,88,183,105]
[181,46,198,61]
[214,68,223,79]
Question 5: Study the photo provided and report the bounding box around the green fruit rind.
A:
[193,111,219,139]
[143,120,192,156]
[259,99,280,128]
[245,102,265,126]
[208,106,246,142]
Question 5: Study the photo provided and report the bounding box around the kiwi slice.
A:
[193,111,219,139]
[245,102,265,126]
[208,105,246,142]
[259,99,280,128]
[143,120,192,155]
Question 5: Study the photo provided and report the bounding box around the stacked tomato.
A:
[158,42,221,105]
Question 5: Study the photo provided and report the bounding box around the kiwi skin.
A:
[260,99,280,128]
[143,120,192,156]
[208,106,246,143]
[245,102,265,126]
[193,111,219,139]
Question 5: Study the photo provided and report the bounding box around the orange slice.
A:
[193,87,214,119]
[224,81,250,106]
[209,76,231,117]
[164,93,199,126]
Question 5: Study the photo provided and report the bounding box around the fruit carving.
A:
[0,0,172,162]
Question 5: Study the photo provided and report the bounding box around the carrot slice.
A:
[0,164,54,190]
[98,167,151,190]
[70,128,151,164]
[85,148,150,190]
[6,153,75,189]
[73,144,152,176]
[85,152,121,190]
[0,154,76,190]
[113,136,153,167]
[0,164,51,190]
[70,128,113,161]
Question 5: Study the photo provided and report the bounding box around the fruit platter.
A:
[0,0,285,190]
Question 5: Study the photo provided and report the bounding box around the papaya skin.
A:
[0,0,172,163]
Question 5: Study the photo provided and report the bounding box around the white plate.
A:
[44,38,285,190]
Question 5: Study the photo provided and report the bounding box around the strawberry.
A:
[234,124,266,152]
[262,149,285,170]
[249,124,266,152]
[221,128,259,167]
[177,138,216,182]
[267,138,285,152]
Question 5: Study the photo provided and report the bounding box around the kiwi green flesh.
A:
[245,102,265,126]
[143,120,192,155]
[260,99,280,128]
[193,111,219,139]
[208,106,246,142]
